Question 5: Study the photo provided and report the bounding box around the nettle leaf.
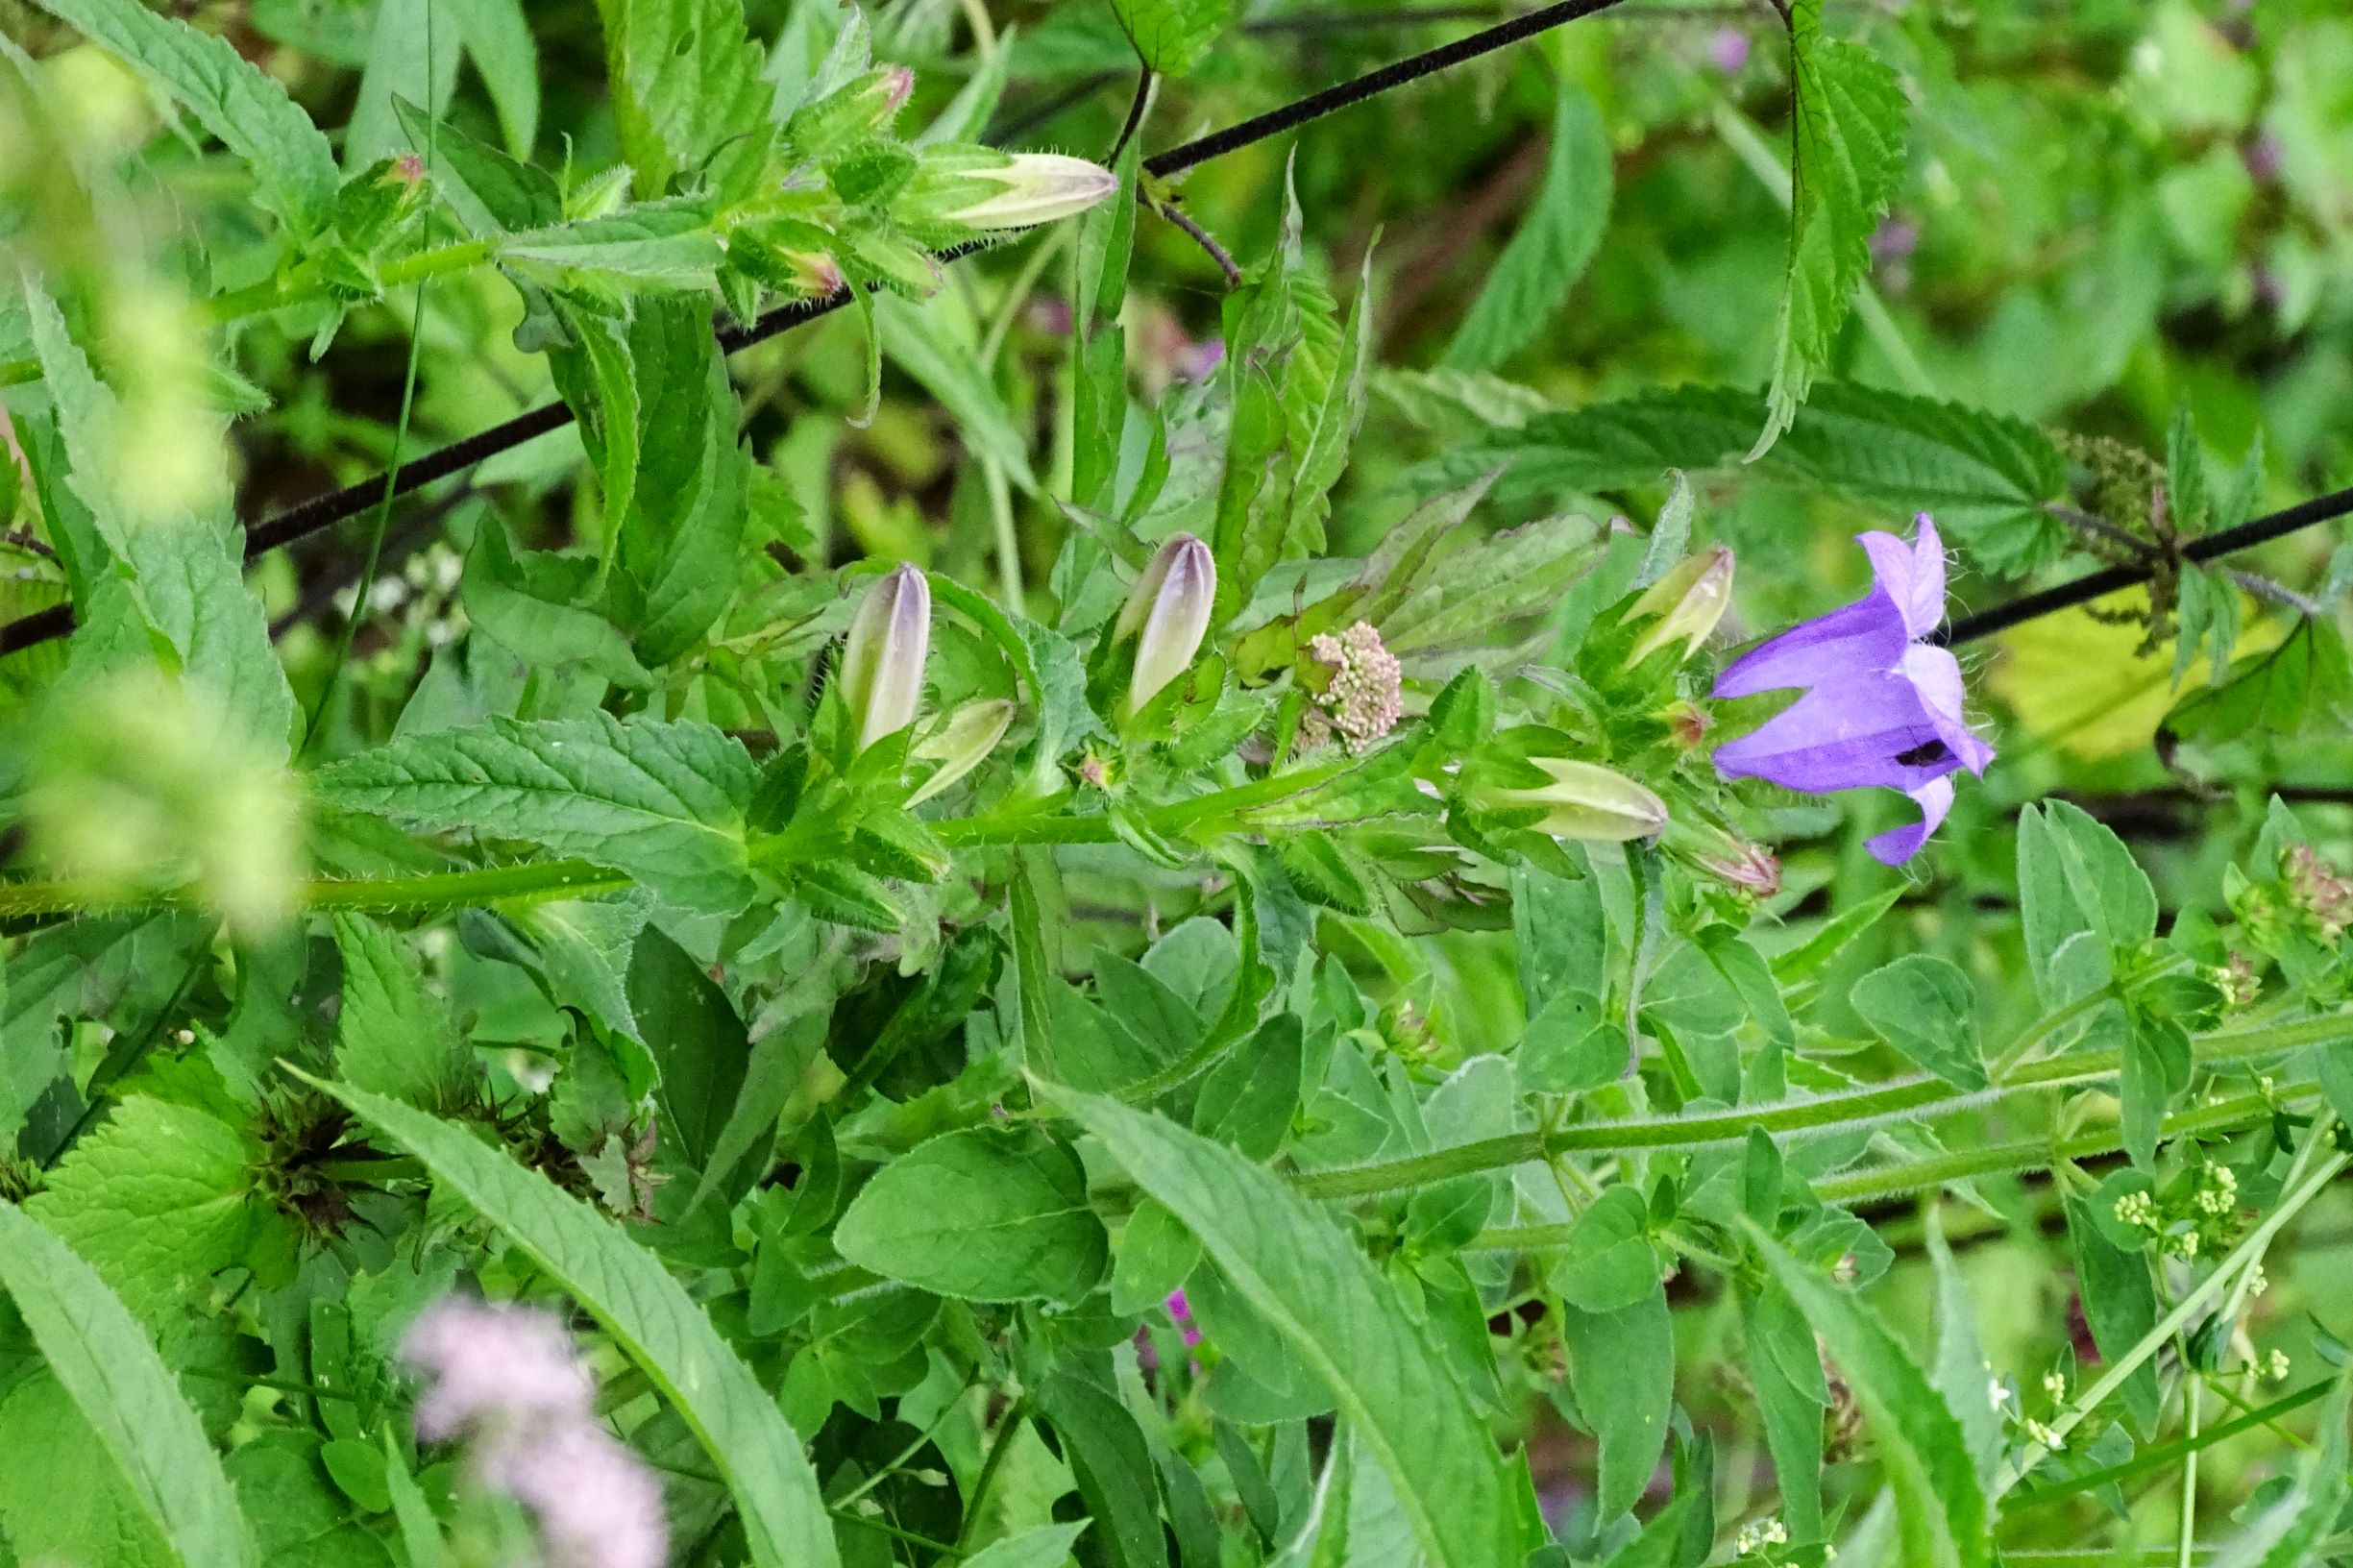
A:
[312,713,760,913]
[1757,383,2067,575]
[1751,1228,1991,1568]
[1924,1217,2003,1491]
[1400,382,2062,573]
[1211,185,1373,620]
[1441,82,1611,375]
[1755,0,1909,455]
[591,0,773,200]
[0,1203,258,1568]
[1108,0,1230,74]
[31,0,339,238]
[26,1096,264,1325]
[332,915,472,1107]
[1851,955,1985,1090]
[311,1078,838,1568]
[1055,1087,1530,1568]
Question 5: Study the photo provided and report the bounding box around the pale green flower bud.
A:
[840,564,931,753]
[906,698,1016,806]
[1118,534,1215,716]
[944,153,1118,231]
[1628,547,1734,666]
[1475,758,1669,842]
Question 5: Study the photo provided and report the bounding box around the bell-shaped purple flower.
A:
[1710,515,1992,866]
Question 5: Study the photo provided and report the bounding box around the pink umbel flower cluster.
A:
[402,1298,668,1568]
[1303,621,1403,751]
[2285,845,2353,943]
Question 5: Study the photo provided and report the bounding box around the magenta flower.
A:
[1710,515,1992,865]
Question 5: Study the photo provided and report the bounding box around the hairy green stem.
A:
[0,238,500,389]
[2004,1378,2333,1511]
[1296,1015,2352,1202]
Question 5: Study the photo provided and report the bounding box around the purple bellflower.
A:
[1710,515,1992,865]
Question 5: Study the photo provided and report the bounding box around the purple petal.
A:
[1712,671,1961,795]
[1867,775,1956,865]
[1857,515,1947,640]
[1711,586,1908,699]
[1899,644,1995,774]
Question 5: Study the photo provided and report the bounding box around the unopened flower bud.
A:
[1629,547,1734,666]
[907,698,1016,806]
[1118,535,1215,715]
[944,153,1118,231]
[1475,758,1669,842]
[840,564,931,753]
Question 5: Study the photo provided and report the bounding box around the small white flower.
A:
[2024,1418,2066,1451]
[1988,1378,2012,1410]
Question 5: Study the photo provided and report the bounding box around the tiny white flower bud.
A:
[1120,534,1215,715]
[1474,757,1669,842]
[840,564,931,753]
[1628,546,1735,665]
[944,153,1119,230]
[906,698,1017,806]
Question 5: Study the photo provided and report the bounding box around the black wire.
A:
[1937,480,2353,647]
[1142,0,1631,177]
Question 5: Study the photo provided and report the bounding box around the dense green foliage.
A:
[2,0,2353,1565]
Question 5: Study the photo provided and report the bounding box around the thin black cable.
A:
[0,0,1639,658]
[1142,0,1631,177]
[1938,480,2353,647]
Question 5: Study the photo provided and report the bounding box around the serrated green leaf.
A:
[0,1202,258,1568]
[1108,0,1230,73]
[27,1097,262,1324]
[308,1077,837,1568]
[1441,83,1610,374]
[312,713,759,913]
[32,0,339,236]
[1052,1086,1529,1568]
[1754,1,1909,455]
[590,0,773,200]
[459,514,657,689]
[1750,1224,1991,1568]
[331,915,472,1106]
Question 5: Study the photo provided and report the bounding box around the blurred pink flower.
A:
[402,1299,668,1568]
[1707,28,1750,73]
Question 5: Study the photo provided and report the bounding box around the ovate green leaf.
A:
[834,1127,1109,1303]
[332,915,472,1107]
[1851,955,1985,1090]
